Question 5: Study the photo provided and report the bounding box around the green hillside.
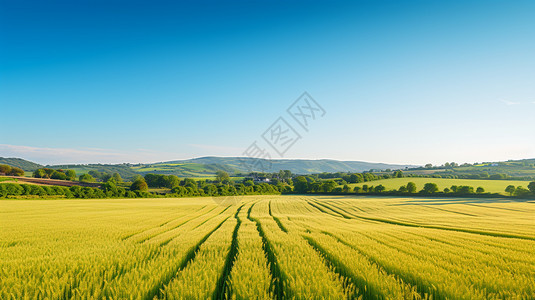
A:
[42,157,414,179]
[49,164,138,179]
[0,157,43,171]
[407,159,535,180]
[168,157,415,174]
[10,156,535,181]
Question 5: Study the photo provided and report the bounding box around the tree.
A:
[293,176,309,193]
[144,174,160,187]
[216,170,230,183]
[9,167,25,176]
[505,185,515,196]
[457,186,474,194]
[112,172,123,182]
[398,185,408,193]
[393,170,404,178]
[65,170,76,181]
[33,168,46,178]
[424,164,433,169]
[131,178,148,192]
[321,180,337,193]
[0,164,12,175]
[51,171,67,180]
[353,186,361,193]
[102,180,118,196]
[167,175,180,188]
[79,174,95,183]
[476,187,485,194]
[406,182,417,193]
[514,186,530,197]
[374,185,386,193]
[528,182,535,194]
[422,183,439,194]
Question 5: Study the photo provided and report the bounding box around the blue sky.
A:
[1,0,534,165]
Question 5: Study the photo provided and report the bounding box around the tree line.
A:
[32,168,123,183]
[0,164,25,176]
[33,168,77,180]
[3,168,535,199]
[129,172,285,198]
[291,178,535,198]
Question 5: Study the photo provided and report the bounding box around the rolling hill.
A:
[1,156,414,179]
[5,155,535,181]
[167,157,415,174]
[0,157,43,171]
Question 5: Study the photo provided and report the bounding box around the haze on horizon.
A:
[1,0,534,166]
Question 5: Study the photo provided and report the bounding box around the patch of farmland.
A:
[346,177,530,194]
[0,195,533,299]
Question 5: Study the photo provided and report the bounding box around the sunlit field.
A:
[347,177,530,194]
[1,195,534,299]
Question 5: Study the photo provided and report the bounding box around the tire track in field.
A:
[247,202,286,300]
[465,203,532,213]
[158,205,208,227]
[278,212,424,300]
[308,201,535,296]
[269,200,288,233]
[121,205,210,241]
[157,205,236,247]
[312,200,355,219]
[303,235,378,300]
[356,227,531,296]
[314,199,535,241]
[140,206,224,245]
[319,231,442,300]
[306,200,346,219]
[382,229,535,266]
[332,200,366,213]
[144,216,231,300]
[193,205,234,230]
[422,205,478,217]
[212,204,244,300]
[353,229,521,297]
[271,201,369,298]
[101,208,236,298]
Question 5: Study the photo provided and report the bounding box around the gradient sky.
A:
[1,0,534,165]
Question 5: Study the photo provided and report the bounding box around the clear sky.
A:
[1,0,534,165]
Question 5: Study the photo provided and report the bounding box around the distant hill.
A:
[12,155,535,180]
[50,164,139,179]
[0,157,43,171]
[407,158,535,180]
[166,157,416,174]
[45,156,415,179]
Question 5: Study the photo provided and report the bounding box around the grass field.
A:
[346,177,530,194]
[1,195,534,299]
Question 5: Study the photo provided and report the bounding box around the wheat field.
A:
[1,195,534,299]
